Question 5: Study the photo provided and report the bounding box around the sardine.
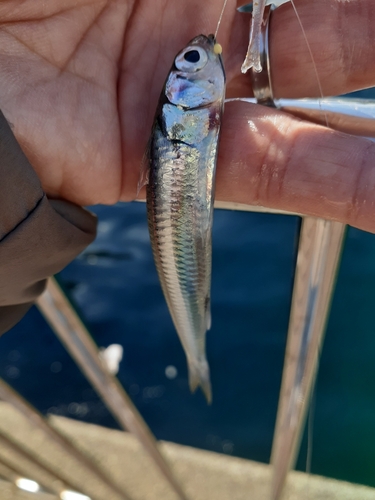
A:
[146,35,226,403]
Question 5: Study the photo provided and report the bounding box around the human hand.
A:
[220,0,375,234]
[1,0,374,232]
[0,0,237,205]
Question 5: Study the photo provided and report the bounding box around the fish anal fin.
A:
[205,296,211,331]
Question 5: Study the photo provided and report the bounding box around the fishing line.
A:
[290,0,329,128]
[215,0,230,39]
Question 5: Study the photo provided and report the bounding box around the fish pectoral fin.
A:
[188,359,212,404]
[205,296,211,331]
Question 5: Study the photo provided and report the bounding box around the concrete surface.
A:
[0,401,374,500]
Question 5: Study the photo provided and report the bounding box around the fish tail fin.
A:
[188,359,212,404]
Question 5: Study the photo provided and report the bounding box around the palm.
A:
[0,0,240,205]
[3,0,374,234]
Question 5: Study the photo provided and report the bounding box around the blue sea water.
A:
[2,90,375,489]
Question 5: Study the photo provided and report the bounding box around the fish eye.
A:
[184,50,200,63]
[175,46,208,72]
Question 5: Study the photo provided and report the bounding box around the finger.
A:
[227,0,375,98]
[216,101,375,233]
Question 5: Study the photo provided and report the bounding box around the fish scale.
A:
[149,124,209,336]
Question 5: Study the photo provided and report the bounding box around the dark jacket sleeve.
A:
[0,111,97,335]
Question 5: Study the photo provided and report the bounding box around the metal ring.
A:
[250,4,275,107]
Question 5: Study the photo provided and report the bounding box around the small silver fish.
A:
[146,35,226,403]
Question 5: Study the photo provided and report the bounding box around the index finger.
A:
[216,101,375,234]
